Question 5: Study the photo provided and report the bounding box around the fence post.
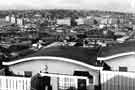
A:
[94,70,101,90]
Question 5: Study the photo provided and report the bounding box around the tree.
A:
[93,19,98,25]
[71,17,77,26]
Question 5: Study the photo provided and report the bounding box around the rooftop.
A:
[98,40,135,57]
[4,46,99,66]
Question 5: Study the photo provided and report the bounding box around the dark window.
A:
[119,66,128,72]
[24,71,32,77]
[73,71,93,83]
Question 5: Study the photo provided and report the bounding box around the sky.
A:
[0,0,134,12]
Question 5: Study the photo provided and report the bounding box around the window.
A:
[24,71,32,77]
[119,66,128,72]
[73,71,93,83]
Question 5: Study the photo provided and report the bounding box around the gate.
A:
[40,73,91,90]
[100,71,135,90]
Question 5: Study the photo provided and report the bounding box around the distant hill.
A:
[0,9,132,19]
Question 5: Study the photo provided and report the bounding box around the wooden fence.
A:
[0,76,31,90]
[0,74,91,90]
[2,71,135,90]
[100,71,135,90]
[40,73,91,90]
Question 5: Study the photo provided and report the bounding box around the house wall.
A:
[56,18,71,26]
[5,16,10,22]
[17,18,24,25]
[8,59,99,85]
[100,70,135,90]
[76,18,85,25]
[105,54,135,72]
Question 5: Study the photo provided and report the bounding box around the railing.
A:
[0,76,31,90]
[0,73,93,90]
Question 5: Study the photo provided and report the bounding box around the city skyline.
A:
[0,0,134,13]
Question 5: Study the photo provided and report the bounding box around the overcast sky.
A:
[0,0,134,12]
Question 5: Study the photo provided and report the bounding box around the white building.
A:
[10,15,17,24]
[76,18,85,25]
[84,16,96,25]
[97,41,135,72]
[2,46,103,89]
[56,18,71,26]
[17,18,24,25]
[5,16,11,22]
